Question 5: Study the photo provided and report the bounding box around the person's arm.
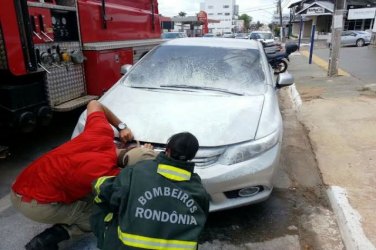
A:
[87,100,133,143]
[92,168,133,212]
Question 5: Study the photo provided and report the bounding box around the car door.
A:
[347,32,358,45]
[341,31,352,45]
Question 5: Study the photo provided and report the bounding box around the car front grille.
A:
[138,141,226,168]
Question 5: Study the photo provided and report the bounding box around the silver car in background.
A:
[72,38,294,211]
[327,30,371,47]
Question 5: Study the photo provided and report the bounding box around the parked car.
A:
[161,32,187,39]
[327,30,371,47]
[203,33,216,38]
[249,31,275,45]
[235,33,249,39]
[222,32,235,38]
[72,38,295,211]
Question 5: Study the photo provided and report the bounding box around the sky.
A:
[158,0,291,24]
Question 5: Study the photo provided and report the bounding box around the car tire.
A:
[356,39,365,47]
[274,60,288,74]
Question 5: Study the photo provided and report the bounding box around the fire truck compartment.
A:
[84,48,133,96]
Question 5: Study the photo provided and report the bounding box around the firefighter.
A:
[10,100,157,250]
[91,132,210,250]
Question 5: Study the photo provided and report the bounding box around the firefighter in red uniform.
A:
[91,132,210,250]
[10,100,157,250]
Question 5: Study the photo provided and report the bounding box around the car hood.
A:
[101,85,265,147]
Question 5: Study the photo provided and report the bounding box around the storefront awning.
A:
[297,1,334,16]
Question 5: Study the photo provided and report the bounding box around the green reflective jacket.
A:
[91,152,210,250]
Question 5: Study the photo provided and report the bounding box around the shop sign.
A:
[197,11,207,23]
[348,8,376,20]
[307,7,325,15]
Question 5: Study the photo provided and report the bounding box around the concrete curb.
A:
[288,84,302,111]
[327,187,375,250]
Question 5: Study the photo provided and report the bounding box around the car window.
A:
[252,33,273,39]
[342,31,352,36]
[123,45,266,95]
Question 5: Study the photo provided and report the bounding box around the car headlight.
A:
[218,129,280,165]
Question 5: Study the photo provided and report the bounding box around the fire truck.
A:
[0,0,162,133]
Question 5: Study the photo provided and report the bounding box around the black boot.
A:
[25,224,70,250]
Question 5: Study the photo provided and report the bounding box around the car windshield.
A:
[122,45,266,95]
[254,33,273,39]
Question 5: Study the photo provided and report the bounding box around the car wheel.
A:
[356,39,365,47]
[274,60,288,74]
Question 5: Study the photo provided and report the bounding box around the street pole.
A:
[372,10,376,46]
[279,0,284,42]
[298,16,303,50]
[328,0,345,77]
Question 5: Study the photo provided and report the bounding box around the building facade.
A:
[288,0,376,39]
[200,0,238,34]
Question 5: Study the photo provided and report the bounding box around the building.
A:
[169,12,219,37]
[200,0,239,35]
[288,0,334,39]
[234,19,244,33]
[288,0,376,39]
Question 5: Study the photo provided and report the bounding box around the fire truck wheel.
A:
[18,111,37,133]
[37,106,53,126]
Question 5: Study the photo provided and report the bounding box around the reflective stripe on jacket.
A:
[91,152,210,250]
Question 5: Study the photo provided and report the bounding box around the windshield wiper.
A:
[129,85,162,90]
[160,84,242,96]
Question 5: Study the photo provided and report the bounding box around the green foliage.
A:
[238,14,252,32]
[178,11,186,17]
[274,27,280,37]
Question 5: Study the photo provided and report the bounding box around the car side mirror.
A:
[277,72,294,88]
[120,64,133,75]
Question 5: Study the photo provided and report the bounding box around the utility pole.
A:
[278,0,284,41]
[328,0,345,77]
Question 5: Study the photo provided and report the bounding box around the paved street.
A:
[306,46,376,83]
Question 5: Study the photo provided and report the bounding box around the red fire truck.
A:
[0,0,162,133]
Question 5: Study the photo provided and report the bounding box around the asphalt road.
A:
[0,89,343,249]
[312,46,376,84]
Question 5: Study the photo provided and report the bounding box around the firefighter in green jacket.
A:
[91,132,210,250]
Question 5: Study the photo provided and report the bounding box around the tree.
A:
[178,11,186,17]
[256,21,264,30]
[238,14,252,32]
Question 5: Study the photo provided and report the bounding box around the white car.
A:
[222,32,235,38]
[72,38,294,211]
[249,31,276,46]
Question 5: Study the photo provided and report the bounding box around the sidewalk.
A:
[287,52,376,250]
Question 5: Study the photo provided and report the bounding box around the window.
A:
[223,5,229,8]
[364,19,372,30]
[225,13,230,16]
[218,13,223,15]
[208,13,214,16]
[208,5,213,9]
